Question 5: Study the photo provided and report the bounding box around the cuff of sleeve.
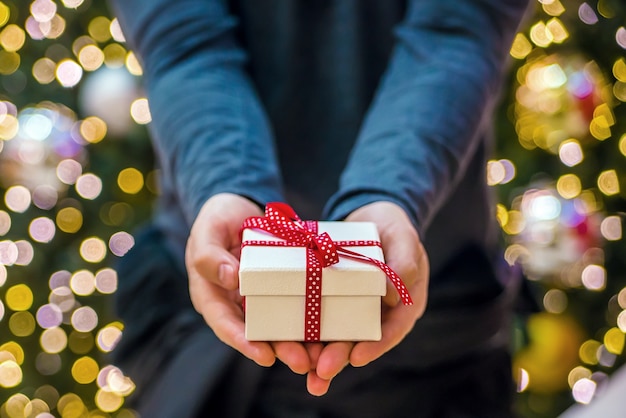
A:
[187,186,285,226]
[323,191,423,236]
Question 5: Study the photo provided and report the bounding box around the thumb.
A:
[186,218,241,291]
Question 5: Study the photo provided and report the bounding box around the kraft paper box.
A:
[239,221,387,341]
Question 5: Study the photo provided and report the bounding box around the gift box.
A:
[239,220,387,341]
[239,203,412,342]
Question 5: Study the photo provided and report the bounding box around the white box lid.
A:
[239,221,387,296]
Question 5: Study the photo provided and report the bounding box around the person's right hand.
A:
[185,193,314,375]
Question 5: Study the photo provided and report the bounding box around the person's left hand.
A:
[304,201,430,395]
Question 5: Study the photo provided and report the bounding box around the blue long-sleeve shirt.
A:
[110,0,527,282]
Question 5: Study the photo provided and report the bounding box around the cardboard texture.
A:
[239,221,387,341]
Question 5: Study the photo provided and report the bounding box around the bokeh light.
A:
[76,173,102,199]
[95,268,118,294]
[72,356,99,384]
[71,306,98,332]
[56,59,83,87]
[70,269,96,296]
[130,98,151,124]
[80,236,107,263]
[109,231,134,257]
[117,167,144,194]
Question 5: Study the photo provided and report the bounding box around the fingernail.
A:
[218,264,234,286]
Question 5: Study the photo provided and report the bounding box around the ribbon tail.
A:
[337,247,413,306]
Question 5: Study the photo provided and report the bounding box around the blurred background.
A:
[0,0,624,417]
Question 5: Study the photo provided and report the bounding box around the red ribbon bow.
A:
[241,202,413,342]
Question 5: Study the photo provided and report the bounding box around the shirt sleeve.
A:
[108,0,284,226]
[324,0,529,235]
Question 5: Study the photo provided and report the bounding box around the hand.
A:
[306,201,429,395]
[185,193,313,375]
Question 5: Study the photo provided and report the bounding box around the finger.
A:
[272,342,310,375]
[315,342,353,380]
[305,342,324,370]
[350,267,428,367]
[306,371,332,396]
[193,276,275,367]
[187,239,241,291]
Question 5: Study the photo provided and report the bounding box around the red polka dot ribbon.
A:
[241,202,413,342]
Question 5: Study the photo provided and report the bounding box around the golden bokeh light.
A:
[117,168,144,195]
[80,115,107,143]
[589,116,612,140]
[510,33,532,60]
[546,18,568,43]
[542,0,565,16]
[579,339,601,365]
[556,174,581,199]
[56,206,83,233]
[71,356,99,384]
[603,327,624,355]
[125,51,142,76]
[88,16,111,43]
[1,341,24,364]
[103,43,126,68]
[568,366,592,389]
[5,283,33,311]
[78,44,104,72]
[0,50,19,75]
[530,21,553,47]
[0,2,9,27]
[57,393,87,417]
[62,0,84,7]
[24,398,50,416]
[95,389,124,413]
[613,58,626,82]
[619,134,626,156]
[32,57,56,84]
[0,24,26,52]
[8,311,36,337]
[597,169,620,196]
[0,111,18,139]
[502,210,525,235]
[42,14,66,40]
